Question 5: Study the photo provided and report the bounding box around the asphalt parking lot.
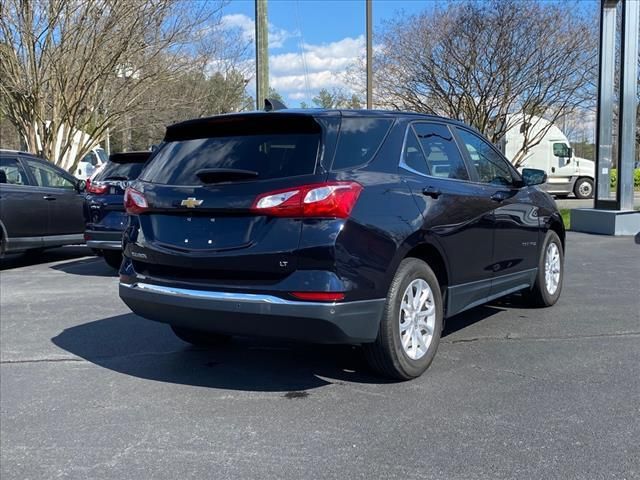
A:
[1,233,639,479]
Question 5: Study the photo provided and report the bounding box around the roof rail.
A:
[264,98,287,112]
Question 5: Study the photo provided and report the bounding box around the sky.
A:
[220,0,432,107]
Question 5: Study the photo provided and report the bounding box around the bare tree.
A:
[0,0,244,170]
[362,0,597,166]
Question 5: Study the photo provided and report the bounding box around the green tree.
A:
[312,88,363,109]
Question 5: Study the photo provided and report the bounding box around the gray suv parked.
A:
[0,150,86,256]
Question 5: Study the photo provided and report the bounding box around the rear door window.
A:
[141,133,321,185]
[332,117,393,170]
[413,123,469,181]
[400,127,430,176]
[0,157,29,185]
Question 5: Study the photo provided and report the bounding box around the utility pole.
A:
[255,0,269,110]
[366,0,372,109]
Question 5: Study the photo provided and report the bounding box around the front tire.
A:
[524,230,563,307]
[171,326,231,347]
[363,258,443,380]
[573,177,594,199]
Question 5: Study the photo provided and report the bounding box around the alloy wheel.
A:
[399,279,436,360]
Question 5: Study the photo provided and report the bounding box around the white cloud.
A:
[220,13,298,49]
[270,36,365,106]
[219,14,366,107]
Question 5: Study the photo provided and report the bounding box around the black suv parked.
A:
[84,151,151,269]
[0,150,86,256]
[119,110,564,379]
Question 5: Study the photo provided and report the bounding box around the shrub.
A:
[609,168,640,190]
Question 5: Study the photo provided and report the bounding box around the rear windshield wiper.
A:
[196,168,259,183]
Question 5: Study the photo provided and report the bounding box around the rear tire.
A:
[523,230,563,307]
[171,326,231,347]
[102,250,122,270]
[573,177,594,199]
[363,258,443,380]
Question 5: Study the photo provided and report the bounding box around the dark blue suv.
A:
[118,110,564,379]
[84,151,150,268]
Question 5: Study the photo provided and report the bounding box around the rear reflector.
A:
[251,182,362,218]
[124,187,148,214]
[291,292,345,302]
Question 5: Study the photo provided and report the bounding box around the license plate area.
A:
[147,214,262,251]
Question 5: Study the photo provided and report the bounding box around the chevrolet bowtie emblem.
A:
[181,197,203,208]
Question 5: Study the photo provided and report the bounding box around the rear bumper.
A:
[119,282,384,344]
[85,230,122,250]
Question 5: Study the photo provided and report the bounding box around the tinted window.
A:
[553,143,570,157]
[457,129,514,186]
[401,128,429,175]
[81,152,99,166]
[0,157,28,185]
[413,123,469,180]
[26,160,76,190]
[95,161,145,181]
[332,118,392,170]
[141,134,320,185]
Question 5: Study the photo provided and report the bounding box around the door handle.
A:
[43,195,57,201]
[422,187,442,199]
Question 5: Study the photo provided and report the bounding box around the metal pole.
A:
[617,0,639,211]
[595,1,617,206]
[366,0,372,109]
[255,0,269,110]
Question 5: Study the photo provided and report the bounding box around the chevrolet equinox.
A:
[119,110,564,380]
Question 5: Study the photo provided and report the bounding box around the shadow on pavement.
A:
[52,301,503,392]
[52,313,390,392]
[50,256,118,277]
[0,246,93,270]
[443,304,505,336]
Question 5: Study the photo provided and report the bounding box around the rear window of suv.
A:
[140,133,321,185]
[95,161,145,181]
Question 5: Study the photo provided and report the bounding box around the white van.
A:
[502,114,595,199]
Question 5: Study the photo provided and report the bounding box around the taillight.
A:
[251,182,362,218]
[86,179,108,194]
[291,292,345,302]
[124,187,148,214]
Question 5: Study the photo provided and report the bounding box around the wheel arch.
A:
[404,243,450,292]
[547,212,566,251]
[0,219,7,254]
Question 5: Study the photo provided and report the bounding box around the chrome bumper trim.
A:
[87,240,122,250]
[119,282,377,307]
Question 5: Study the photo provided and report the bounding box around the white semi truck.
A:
[501,114,595,199]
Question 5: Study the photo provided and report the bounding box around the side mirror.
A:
[521,168,547,187]
[76,179,87,193]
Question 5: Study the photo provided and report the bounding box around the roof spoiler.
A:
[264,98,287,112]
